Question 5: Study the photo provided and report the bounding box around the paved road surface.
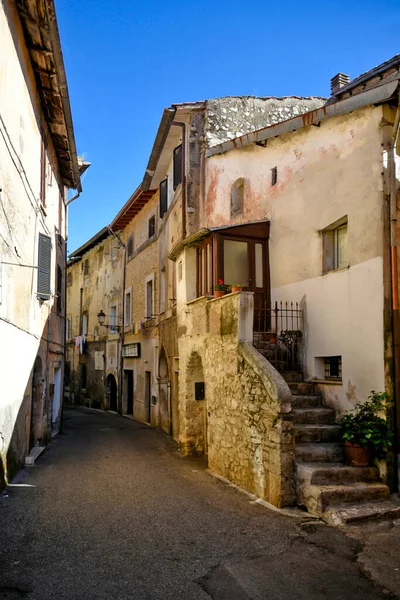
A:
[0,406,395,600]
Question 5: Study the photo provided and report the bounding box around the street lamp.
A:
[97,309,122,331]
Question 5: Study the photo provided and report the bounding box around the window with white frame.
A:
[125,289,132,325]
[109,304,117,333]
[322,217,348,274]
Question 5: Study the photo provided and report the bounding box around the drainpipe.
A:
[108,227,126,415]
[389,96,400,493]
[171,121,187,240]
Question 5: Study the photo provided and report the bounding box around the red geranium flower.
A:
[218,278,224,284]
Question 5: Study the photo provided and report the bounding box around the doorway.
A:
[30,356,43,450]
[145,371,151,423]
[124,370,134,415]
[52,367,62,427]
[106,374,117,412]
[158,348,170,433]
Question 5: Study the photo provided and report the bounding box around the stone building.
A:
[0,0,84,486]
[66,228,123,411]
[68,55,400,519]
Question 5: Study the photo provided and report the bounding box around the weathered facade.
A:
[67,55,400,515]
[0,0,83,485]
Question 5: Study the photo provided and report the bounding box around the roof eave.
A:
[206,79,400,158]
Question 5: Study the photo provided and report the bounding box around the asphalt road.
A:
[0,406,396,600]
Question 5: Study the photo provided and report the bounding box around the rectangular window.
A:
[83,259,89,277]
[82,313,88,337]
[66,316,72,339]
[40,141,46,207]
[148,215,156,239]
[67,271,72,286]
[271,166,277,186]
[146,279,153,319]
[197,238,213,297]
[160,269,166,314]
[160,179,168,218]
[127,235,134,260]
[223,239,249,287]
[125,291,132,325]
[324,356,342,381]
[322,218,348,274]
[37,233,51,299]
[56,265,62,313]
[173,144,182,190]
[109,305,117,333]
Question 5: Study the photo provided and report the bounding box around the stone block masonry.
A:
[177,291,295,507]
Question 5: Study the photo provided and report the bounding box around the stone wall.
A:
[178,291,294,507]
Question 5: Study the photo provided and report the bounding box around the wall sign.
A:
[123,343,141,358]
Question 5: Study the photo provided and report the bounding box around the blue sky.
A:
[56,0,400,253]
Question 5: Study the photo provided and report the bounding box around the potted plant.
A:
[340,391,393,467]
[214,279,227,298]
[231,284,243,293]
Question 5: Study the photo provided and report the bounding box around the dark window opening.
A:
[271,167,277,186]
[37,233,51,299]
[67,271,72,286]
[127,235,134,259]
[56,265,62,313]
[160,179,168,218]
[195,382,205,401]
[148,216,156,239]
[324,356,342,380]
[83,259,89,277]
[81,364,87,389]
[173,144,182,190]
[231,178,244,215]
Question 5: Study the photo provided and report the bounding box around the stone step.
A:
[304,482,390,514]
[291,395,321,408]
[296,463,380,486]
[294,424,342,443]
[292,407,335,425]
[288,382,316,395]
[25,446,45,466]
[282,371,303,382]
[323,499,400,525]
[295,443,344,462]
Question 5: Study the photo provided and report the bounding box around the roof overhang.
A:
[68,226,110,258]
[15,0,81,191]
[168,219,270,261]
[110,187,157,231]
[206,80,399,158]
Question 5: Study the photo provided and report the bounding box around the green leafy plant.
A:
[341,391,393,460]
[231,284,243,288]
[214,279,228,292]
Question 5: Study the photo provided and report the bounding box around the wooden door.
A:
[145,371,151,423]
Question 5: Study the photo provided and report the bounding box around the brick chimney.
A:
[330,72,350,95]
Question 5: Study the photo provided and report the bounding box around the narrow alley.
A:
[0,407,397,600]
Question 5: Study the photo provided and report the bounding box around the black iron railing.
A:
[253,301,303,372]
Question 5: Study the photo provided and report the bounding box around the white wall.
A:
[0,2,66,475]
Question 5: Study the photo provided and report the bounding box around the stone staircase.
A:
[285,372,400,525]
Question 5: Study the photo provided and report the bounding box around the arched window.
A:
[231,178,244,215]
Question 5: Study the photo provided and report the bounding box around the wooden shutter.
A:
[159,179,168,218]
[127,235,133,259]
[173,144,182,190]
[37,233,51,299]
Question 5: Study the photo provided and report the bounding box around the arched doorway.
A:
[30,355,43,449]
[185,351,207,454]
[158,347,170,434]
[106,374,117,412]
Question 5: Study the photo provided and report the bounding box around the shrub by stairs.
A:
[284,372,400,525]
